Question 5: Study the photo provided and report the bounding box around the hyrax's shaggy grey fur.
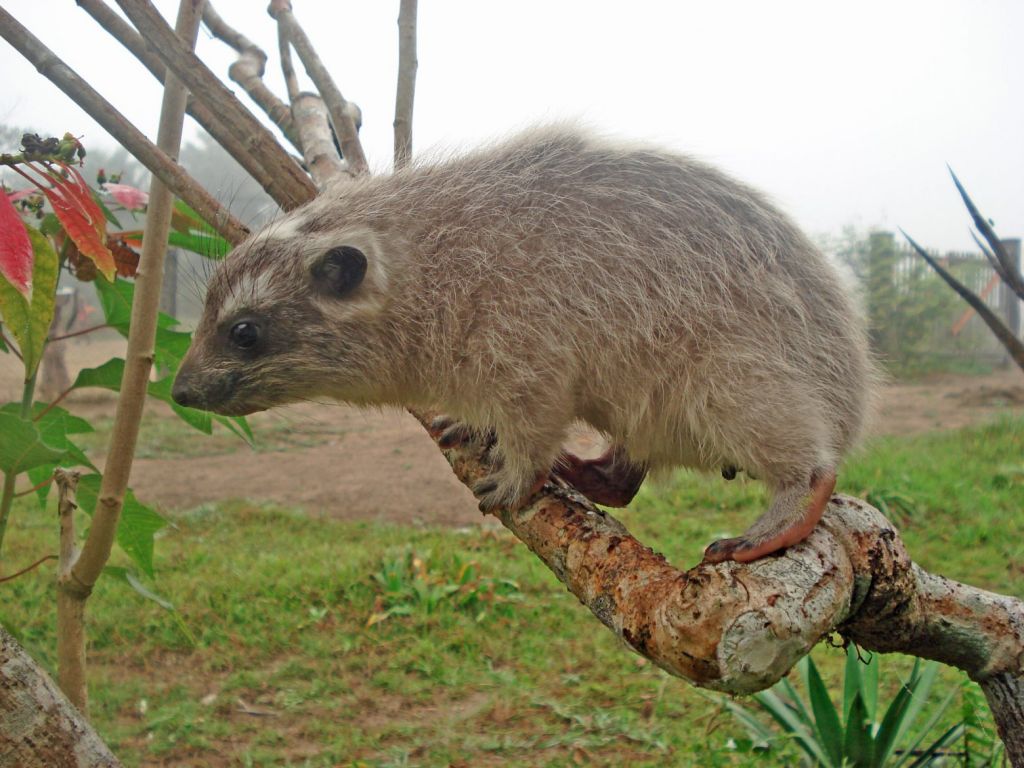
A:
[174,125,875,563]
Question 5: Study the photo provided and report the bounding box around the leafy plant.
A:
[725,645,963,767]
[367,548,523,626]
[0,133,244,597]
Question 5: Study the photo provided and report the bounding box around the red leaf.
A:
[0,191,33,298]
[9,162,117,282]
[103,183,149,211]
[37,163,116,281]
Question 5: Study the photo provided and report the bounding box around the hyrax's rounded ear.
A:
[310,246,367,298]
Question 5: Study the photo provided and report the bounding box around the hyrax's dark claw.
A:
[428,415,455,437]
[438,423,473,449]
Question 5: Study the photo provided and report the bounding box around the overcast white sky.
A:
[1,1,1022,251]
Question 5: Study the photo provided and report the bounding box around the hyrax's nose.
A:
[171,375,198,408]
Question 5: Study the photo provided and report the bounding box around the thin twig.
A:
[902,229,1024,371]
[114,0,316,211]
[33,385,74,422]
[0,328,23,361]
[48,323,110,343]
[54,468,85,712]
[0,6,250,245]
[268,0,369,176]
[277,21,300,101]
[14,476,54,499]
[0,554,58,583]
[393,0,418,169]
[291,93,344,186]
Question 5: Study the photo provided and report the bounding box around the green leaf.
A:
[753,688,833,767]
[168,230,229,259]
[27,463,57,507]
[891,660,940,757]
[0,411,66,474]
[905,723,964,768]
[6,402,96,471]
[862,649,879,723]
[72,357,126,391]
[803,655,845,767]
[93,276,132,331]
[893,685,960,768]
[843,692,874,767]
[873,678,914,765]
[0,225,59,376]
[0,329,7,352]
[843,644,862,725]
[104,566,196,647]
[39,213,62,237]
[77,474,166,578]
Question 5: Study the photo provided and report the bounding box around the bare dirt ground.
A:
[3,337,1023,526]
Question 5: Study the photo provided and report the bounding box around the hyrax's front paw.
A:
[472,468,548,513]
[428,415,495,452]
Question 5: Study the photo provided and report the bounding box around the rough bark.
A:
[0,626,121,768]
[412,411,1024,763]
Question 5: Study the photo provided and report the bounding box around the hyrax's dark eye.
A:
[230,321,261,350]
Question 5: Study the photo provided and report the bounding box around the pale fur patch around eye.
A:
[216,270,275,323]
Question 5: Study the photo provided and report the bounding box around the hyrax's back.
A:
[318,126,873,562]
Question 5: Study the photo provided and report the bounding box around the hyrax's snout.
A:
[171,366,241,413]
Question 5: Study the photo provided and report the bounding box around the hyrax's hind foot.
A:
[555,446,648,507]
[703,469,837,564]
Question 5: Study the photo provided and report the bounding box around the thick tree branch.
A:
[393,0,418,169]
[0,625,121,767]
[76,0,305,211]
[0,6,249,245]
[411,409,1024,762]
[113,0,316,210]
[268,0,369,176]
[201,2,301,152]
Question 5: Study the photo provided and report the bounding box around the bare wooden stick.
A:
[114,0,316,210]
[0,624,122,767]
[73,1,200,597]
[902,229,1024,371]
[54,469,86,713]
[0,6,250,245]
[76,0,305,210]
[268,0,369,176]
[277,20,301,101]
[393,0,418,169]
[201,2,301,151]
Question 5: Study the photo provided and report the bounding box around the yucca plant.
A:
[725,646,964,766]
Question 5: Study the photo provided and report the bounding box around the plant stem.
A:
[0,373,38,569]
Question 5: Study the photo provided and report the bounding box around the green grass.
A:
[2,415,1021,766]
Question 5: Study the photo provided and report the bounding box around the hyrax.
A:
[173,126,874,564]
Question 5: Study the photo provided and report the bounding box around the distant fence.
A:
[865,231,1022,372]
